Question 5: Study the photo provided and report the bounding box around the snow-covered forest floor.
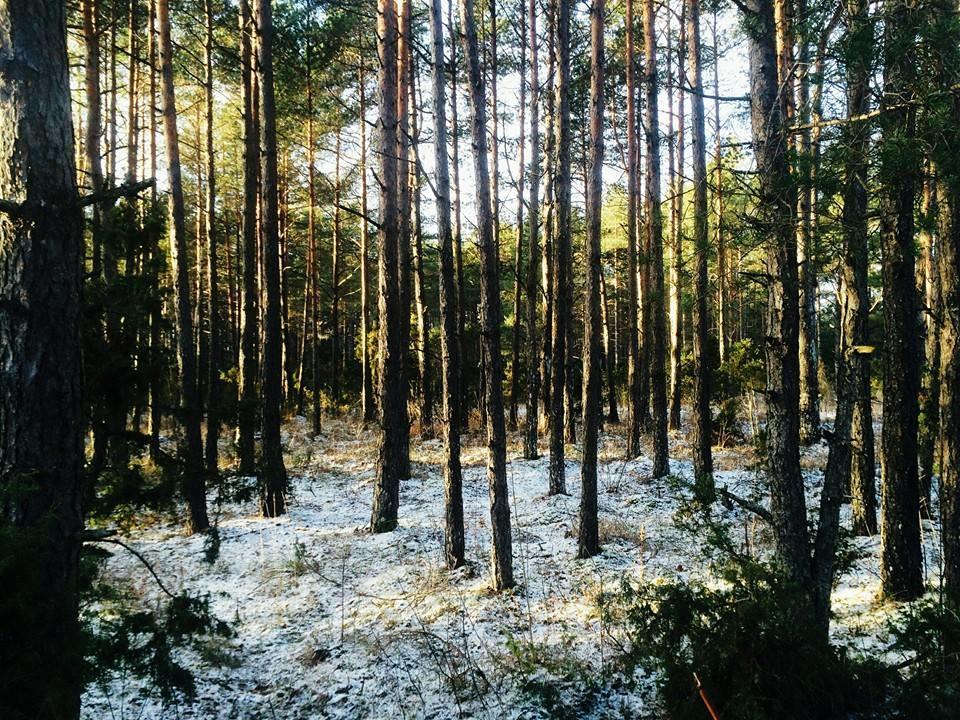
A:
[81,415,942,719]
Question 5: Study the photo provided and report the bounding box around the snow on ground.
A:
[81,415,942,719]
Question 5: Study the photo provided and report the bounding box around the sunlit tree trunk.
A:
[429,0,465,567]
[459,0,514,590]
[625,0,642,457]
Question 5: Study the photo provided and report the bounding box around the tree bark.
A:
[523,0,542,460]
[204,0,222,476]
[158,0,209,532]
[746,0,809,587]
[918,173,939,515]
[625,0,642,457]
[255,0,288,517]
[370,0,404,533]
[548,0,571,495]
[579,0,605,560]
[429,0,465,568]
[397,0,412,477]
[359,58,375,426]
[459,0,514,590]
[0,1,85,714]
[668,8,685,432]
[509,8,527,433]
[841,0,877,537]
[687,0,714,501]
[643,0,669,477]
[878,0,923,601]
[237,0,259,475]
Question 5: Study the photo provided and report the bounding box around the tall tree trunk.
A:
[712,9,728,363]
[148,0,162,458]
[578,0,605,560]
[878,0,923,601]
[796,0,821,444]
[668,8,685,432]
[746,0,809,587]
[601,262,619,422]
[643,0,669,477]
[158,0,209,532]
[0,1,85,714]
[410,73,433,432]
[237,0,259,475]
[523,0,542,459]
[625,0,642,457]
[459,0,514,590]
[256,0,288,517]
[370,0,404,533]
[397,0,412,477]
[331,126,342,405]
[936,0,960,601]
[509,9,527,433]
[548,0,571,496]
[841,0,877,537]
[448,0,467,430]
[918,173,940,515]
[687,0,713,500]
[204,0,221,476]
[429,0,465,567]
[359,57,375,425]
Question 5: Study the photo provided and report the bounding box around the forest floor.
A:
[81,414,942,719]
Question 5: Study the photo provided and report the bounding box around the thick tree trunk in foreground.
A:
[159,0,209,532]
[429,0,465,568]
[256,0,288,517]
[460,0,514,590]
[746,0,809,588]
[370,0,404,533]
[879,0,923,601]
[687,0,714,501]
[578,0,605,560]
[0,2,85,714]
[643,0,669,477]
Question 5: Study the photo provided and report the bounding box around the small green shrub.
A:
[503,635,601,719]
[598,559,888,720]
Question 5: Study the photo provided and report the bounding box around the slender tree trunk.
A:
[429,0,465,567]
[918,173,940,515]
[687,0,713,500]
[625,0,642,457]
[712,9,728,363]
[256,0,288,517]
[359,58,375,426]
[523,0,542,459]
[410,73,433,432]
[459,0,514,590]
[370,0,404,533]
[448,0,467,429]
[879,0,923,601]
[397,0,412,477]
[668,9,685,431]
[158,0,209,532]
[643,0,669,477]
[148,0,162,458]
[204,0,221,476]
[548,0,572,495]
[841,0,877,537]
[331,126,342,405]
[509,10,527,433]
[237,0,259,474]
[796,0,821,444]
[601,262,619,422]
[0,1,85,714]
[578,0,605,559]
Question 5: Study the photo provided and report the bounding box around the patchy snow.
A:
[81,415,942,719]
